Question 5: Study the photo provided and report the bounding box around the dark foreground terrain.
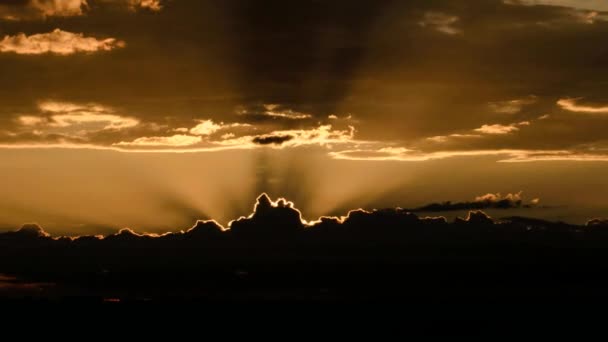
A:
[2,195,608,323]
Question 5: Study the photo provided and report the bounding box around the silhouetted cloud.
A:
[587,218,608,228]
[14,223,50,238]
[229,194,304,238]
[408,192,539,212]
[252,134,294,146]
[1,194,608,302]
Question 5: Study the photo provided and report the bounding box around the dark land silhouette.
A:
[1,194,608,313]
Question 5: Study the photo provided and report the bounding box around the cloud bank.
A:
[408,192,540,212]
[1,193,607,302]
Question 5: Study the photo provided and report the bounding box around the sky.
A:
[1,0,608,234]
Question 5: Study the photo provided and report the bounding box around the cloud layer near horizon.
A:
[0,193,563,239]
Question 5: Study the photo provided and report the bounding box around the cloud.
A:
[418,12,462,35]
[189,120,251,136]
[4,104,362,152]
[189,120,222,136]
[10,100,140,145]
[328,148,608,163]
[587,218,608,228]
[0,29,125,55]
[31,0,86,16]
[4,193,608,301]
[261,104,312,120]
[488,96,538,114]
[474,192,523,203]
[229,194,305,237]
[426,134,481,143]
[18,116,47,126]
[428,120,532,145]
[252,134,294,145]
[0,0,87,20]
[474,124,521,135]
[101,0,163,12]
[34,100,139,130]
[127,0,162,11]
[38,101,106,113]
[221,125,359,149]
[503,0,608,24]
[49,113,139,130]
[114,134,202,147]
[406,191,540,213]
[15,223,50,238]
[557,98,608,114]
[504,0,608,12]
[238,104,313,121]
[0,0,163,20]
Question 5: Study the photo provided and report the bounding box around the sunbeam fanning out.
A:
[3,0,608,310]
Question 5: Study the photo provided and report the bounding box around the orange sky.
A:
[1,0,608,233]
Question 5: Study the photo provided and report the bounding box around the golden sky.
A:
[1,0,608,233]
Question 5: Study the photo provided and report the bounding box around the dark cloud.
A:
[587,218,608,228]
[252,134,294,146]
[230,194,304,237]
[1,193,608,303]
[408,192,540,212]
[13,223,50,238]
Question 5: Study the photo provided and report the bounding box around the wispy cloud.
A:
[14,100,140,141]
[558,98,608,114]
[329,148,608,163]
[488,96,537,114]
[504,0,608,24]
[189,120,251,136]
[426,134,481,143]
[237,104,313,121]
[37,101,138,130]
[504,0,608,12]
[418,12,462,35]
[114,134,202,147]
